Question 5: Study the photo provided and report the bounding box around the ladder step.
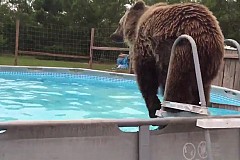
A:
[162,101,209,115]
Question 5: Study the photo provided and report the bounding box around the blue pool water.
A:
[0,71,239,123]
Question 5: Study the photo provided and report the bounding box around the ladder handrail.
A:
[163,34,207,110]
[224,39,240,62]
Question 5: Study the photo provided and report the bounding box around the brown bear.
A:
[110,1,224,118]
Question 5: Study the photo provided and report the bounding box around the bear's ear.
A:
[124,4,132,10]
[132,0,145,10]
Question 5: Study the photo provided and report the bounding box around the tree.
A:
[0,0,239,56]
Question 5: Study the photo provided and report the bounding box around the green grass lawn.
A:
[0,55,130,73]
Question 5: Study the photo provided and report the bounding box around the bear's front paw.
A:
[149,102,161,118]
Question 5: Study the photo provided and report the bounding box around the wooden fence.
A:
[13,21,239,91]
[14,20,91,66]
[88,28,130,70]
[212,49,239,91]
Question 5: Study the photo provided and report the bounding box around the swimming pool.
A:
[0,65,240,160]
[0,65,239,124]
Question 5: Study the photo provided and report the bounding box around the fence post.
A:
[89,28,95,69]
[14,19,20,66]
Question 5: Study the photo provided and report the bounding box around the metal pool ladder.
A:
[156,34,208,116]
[155,35,240,117]
[155,35,240,160]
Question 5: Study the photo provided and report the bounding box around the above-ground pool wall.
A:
[212,49,240,91]
[0,117,239,160]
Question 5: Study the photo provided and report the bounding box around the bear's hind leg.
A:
[164,72,195,113]
[203,83,211,107]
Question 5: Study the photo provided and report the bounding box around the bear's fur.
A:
[110,1,224,118]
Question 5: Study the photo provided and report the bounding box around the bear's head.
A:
[110,1,148,47]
